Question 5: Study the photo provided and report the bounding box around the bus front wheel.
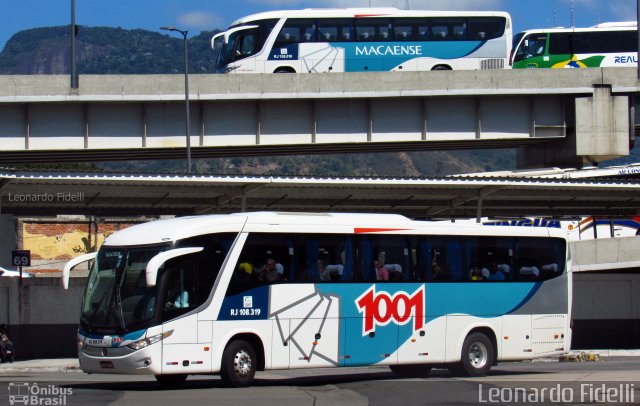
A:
[221,339,257,387]
[431,65,451,71]
[389,364,432,377]
[274,67,295,73]
[155,374,187,388]
[450,332,494,377]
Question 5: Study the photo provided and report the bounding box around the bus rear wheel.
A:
[155,374,187,388]
[274,67,295,73]
[221,339,257,387]
[431,65,451,71]
[450,332,494,377]
[389,364,432,378]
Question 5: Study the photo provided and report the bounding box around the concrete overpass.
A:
[0,68,637,168]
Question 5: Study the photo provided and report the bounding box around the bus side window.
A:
[394,25,413,41]
[431,24,449,40]
[468,17,505,40]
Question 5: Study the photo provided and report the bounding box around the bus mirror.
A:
[146,247,203,288]
[223,25,259,45]
[524,39,529,48]
[211,31,226,48]
[62,252,97,290]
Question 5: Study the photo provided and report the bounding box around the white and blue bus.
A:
[212,8,512,74]
[64,212,571,387]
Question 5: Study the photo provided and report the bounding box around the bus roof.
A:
[103,211,559,247]
[516,22,637,36]
[230,8,511,27]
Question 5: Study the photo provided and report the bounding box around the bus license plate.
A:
[100,361,114,369]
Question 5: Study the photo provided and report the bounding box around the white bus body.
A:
[69,212,571,387]
[213,8,512,74]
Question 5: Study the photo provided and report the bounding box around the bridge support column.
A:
[518,86,630,168]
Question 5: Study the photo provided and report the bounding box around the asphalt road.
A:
[1,359,639,406]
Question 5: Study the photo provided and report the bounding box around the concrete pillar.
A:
[575,86,630,163]
[0,214,17,268]
[518,86,630,168]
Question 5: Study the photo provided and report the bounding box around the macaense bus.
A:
[511,22,638,69]
[64,212,571,387]
[212,8,512,74]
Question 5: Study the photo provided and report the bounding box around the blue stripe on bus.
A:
[316,282,537,366]
[220,282,539,366]
[269,41,485,72]
[339,41,484,72]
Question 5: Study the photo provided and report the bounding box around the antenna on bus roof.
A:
[570,0,575,28]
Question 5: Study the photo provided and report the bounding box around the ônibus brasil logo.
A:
[355,285,425,335]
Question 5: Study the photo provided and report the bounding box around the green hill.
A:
[0,25,218,74]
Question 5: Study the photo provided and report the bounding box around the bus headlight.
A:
[127,330,173,351]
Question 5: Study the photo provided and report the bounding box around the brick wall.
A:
[17,217,143,274]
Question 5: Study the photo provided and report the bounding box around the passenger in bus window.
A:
[384,264,403,281]
[432,260,450,281]
[235,262,256,283]
[374,260,388,281]
[469,263,489,281]
[165,271,189,310]
[319,259,343,281]
[487,262,507,281]
[259,258,282,283]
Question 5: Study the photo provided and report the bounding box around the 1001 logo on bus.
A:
[355,286,425,335]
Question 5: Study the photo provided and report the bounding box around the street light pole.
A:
[160,26,192,174]
[71,0,78,90]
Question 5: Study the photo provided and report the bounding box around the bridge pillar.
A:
[518,85,630,168]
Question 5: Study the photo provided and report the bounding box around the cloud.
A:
[561,0,636,22]
[247,0,302,5]
[607,1,636,21]
[178,11,224,30]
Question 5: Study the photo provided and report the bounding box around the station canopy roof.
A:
[1,164,639,219]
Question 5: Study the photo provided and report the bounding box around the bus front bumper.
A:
[78,343,162,375]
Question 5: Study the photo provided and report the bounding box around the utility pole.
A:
[70,0,78,91]
[161,27,192,174]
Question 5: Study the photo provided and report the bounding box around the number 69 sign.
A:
[11,250,31,267]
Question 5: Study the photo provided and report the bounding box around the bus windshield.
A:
[218,26,261,68]
[81,245,169,333]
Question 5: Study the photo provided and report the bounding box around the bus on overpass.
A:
[212,8,512,73]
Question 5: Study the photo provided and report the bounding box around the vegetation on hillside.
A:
[0,25,218,74]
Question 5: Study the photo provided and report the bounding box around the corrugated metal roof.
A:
[1,165,639,219]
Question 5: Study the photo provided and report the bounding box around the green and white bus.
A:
[511,22,637,69]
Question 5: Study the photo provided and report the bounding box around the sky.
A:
[1,0,637,52]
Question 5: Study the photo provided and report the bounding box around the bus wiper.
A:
[115,287,126,331]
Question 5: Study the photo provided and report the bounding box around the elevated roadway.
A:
[0,68,637,167]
